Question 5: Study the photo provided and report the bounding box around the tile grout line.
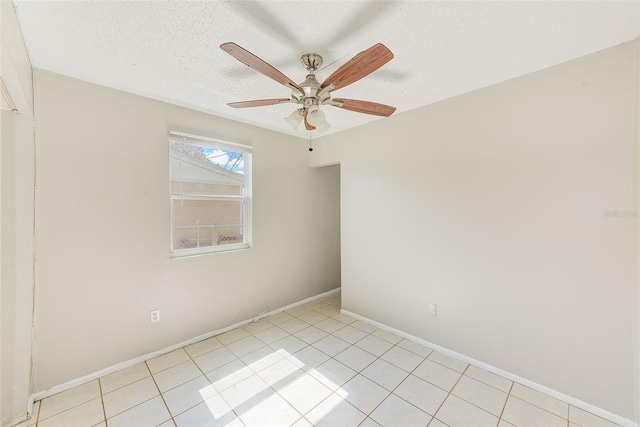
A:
[33,401,41,427]
[31,386,101,427]
[184,342,214,382]
[497,380,515,424]
[409,347,566,426]
[442,362,518,426]
[295,302,440,425]
[269,300,356,425]
[364,346,420,424]
[145,360,174,427]
[98,378,108,427]
[325,333,382,421]
[101,377,160,421]
[289,305,368,426]
[278,302,349,425]
[455,363,504,426]
[369,342,504,425]
[219,321,303,424]
[431,358,467,426]
[386,347,440,422]
[184,337,253,422]
[236,298,477,426]
[160,348,211,422]
[506,390,572,424]
[325,317,428,424]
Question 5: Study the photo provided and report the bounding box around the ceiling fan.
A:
[220,42,397,133]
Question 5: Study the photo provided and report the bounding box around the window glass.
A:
[169,134,251,256]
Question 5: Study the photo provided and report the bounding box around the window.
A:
[169,131,252,257]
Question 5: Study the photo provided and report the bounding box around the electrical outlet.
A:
[150,309,160,323]
[428,303,437,317]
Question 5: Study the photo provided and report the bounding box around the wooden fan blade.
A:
[321,43,393,92]
[304,110,316,130]
[332,98,396,117]
[220,42,303,93]
[228,98,291,108]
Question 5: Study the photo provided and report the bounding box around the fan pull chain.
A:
[308,131,313,152]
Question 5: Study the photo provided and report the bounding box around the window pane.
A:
[172,199,244,249]
[169,133,251,257]
[170,141,245,196]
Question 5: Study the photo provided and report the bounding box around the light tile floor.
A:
[18,293,622,427]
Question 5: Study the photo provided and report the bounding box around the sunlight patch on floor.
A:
[199,348,346,424]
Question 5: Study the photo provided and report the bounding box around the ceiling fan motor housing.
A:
[297,74,330,107]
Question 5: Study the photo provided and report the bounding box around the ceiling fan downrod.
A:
[295,53,331,107]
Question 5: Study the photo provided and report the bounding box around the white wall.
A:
[312,40,638,420]
[0,1,35,425]
[31,70,340,392]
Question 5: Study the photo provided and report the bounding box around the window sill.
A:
[170,243,251,259]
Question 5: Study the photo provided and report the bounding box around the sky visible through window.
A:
[171,141,245,175]
[204,146,245,175]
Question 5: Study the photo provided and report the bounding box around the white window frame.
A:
[169,131,252,258]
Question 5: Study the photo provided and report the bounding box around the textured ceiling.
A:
[13,1,640,138]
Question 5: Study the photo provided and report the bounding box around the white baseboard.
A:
[341,309,636,427]
[27,288,340,409]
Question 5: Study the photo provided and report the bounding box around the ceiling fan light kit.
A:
[284,109,304,130]
[306,107,330,132]
[220,42,397,139]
